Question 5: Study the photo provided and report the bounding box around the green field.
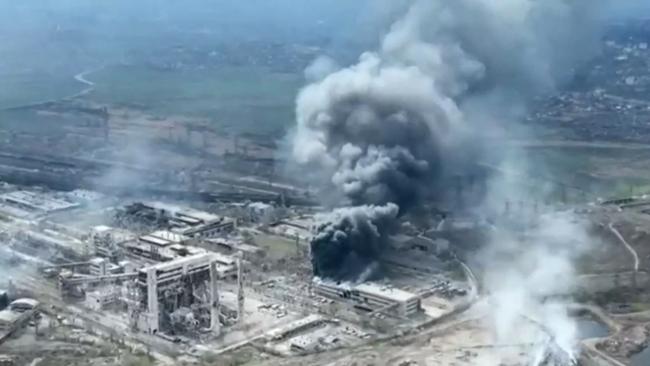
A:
[0,72,83,110]
[519,146,650,201]
[86,64,303,137]
[253,233,299,260]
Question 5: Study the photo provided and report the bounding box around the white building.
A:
[312,280,421,317]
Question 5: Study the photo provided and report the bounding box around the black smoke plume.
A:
[293,0,608,280]
[310,204,398,280]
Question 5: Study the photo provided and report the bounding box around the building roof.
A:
[139,230,187,247]
[144,253,214,272]
[265,314,324,340]
[0,190,79,213]
[353,283,419,303]
[168,244,206,256]
[150,230,188,243]
[10,298,39,308]
[313,279,419,303]
[138,235,170,247]
[143,201,221,223]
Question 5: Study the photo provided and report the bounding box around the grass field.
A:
[520,146,650,200]
[86,64,303,137]
[253,232,299,260]
[0,72,83,110]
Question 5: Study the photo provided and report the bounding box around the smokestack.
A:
[237,258,244,323]
[209,260,221,336]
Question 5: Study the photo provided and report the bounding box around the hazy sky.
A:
[1,0,648,77]
[0,0,392,42]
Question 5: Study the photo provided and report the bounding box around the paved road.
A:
[608,222,640,271]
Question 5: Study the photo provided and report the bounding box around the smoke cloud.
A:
[478,211,591,365]
[310,203,398,280]
[286,0,628,363]
[292,0,608,216]
[304,56,340,83]
[293,0,608,280]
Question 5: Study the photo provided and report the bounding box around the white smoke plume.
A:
[478,211,591,364]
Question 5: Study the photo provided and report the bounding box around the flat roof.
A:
[354,283,419,303]
[266,314,324,340]
[139,235,172,247]
[175,214,202,225]
[143,202,221,223]
[149,230,187,243]
[168,244,207,256]
[143,253,214,272]
[139,230,187,247]
[0,191,79,213]
[10,298,39,308]
[277,216,316,230]
[314,279,419,303]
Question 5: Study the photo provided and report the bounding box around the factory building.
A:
[180,217,236,238]
[123,230,206,263]
[85,287,120,311]
[135,254,223,335]
[0,298,38,340]
[91,225,133,260]
[139,230,189,247]
[264,314,328,342]
[313,280,421,317]
[88,257,121,276]
[0,190,79,218]
[267,216,316,242]
[120,202,235,238]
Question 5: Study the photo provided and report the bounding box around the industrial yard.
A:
[1,156,650,366]
[0,184,477,365]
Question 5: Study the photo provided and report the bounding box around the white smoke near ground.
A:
[478,211,591,364]
[91,131,165,194]
[286,0,620,364]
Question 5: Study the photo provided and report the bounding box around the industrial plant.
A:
[3,1,650,366]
